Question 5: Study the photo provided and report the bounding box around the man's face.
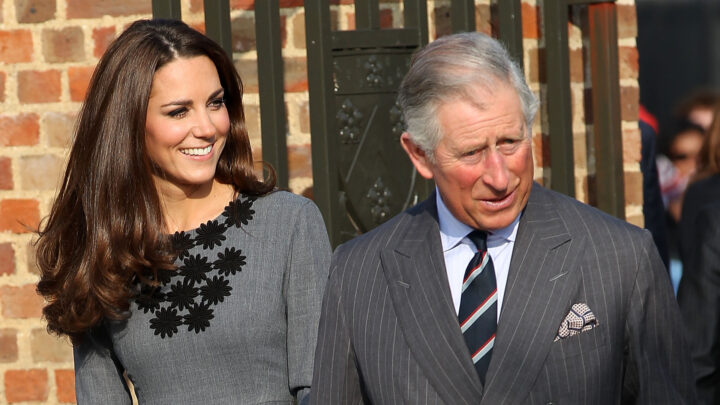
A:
[401,83,534,231]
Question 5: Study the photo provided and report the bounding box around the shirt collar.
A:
[436,188,521,252]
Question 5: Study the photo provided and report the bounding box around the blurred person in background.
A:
[677,102,720,404]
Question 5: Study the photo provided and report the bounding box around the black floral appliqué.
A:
[222,197,255,227]
[195,220,226,249]
[184,303,214,333]
[200,276,232,305]
[150,307,183,338]
[166,280,199,311]
[214,247,246,276]
[136,287,165,314]
[180,254,212,285]
[171,231,195,259]
[137,195,256,339]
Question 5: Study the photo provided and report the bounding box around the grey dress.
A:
[74,191,331,404]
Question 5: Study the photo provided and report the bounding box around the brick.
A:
[0,157,12,190]
[526,47,545,84]
[0,285,44,318]
[476,4,492,36]
[190,0,203,13]
[15,0,56,23]
[568,48,584,83]
[0,329,18,362]
[0,0,3,23]
[231,14,256,53]
[0,29,33,63]
[92,26,116,58]
[0,243,15,275]
[618,46,638,80]
[623,128,641,165]
[616,5,637,39]
[42,27,85,63]
[624,170,644,207]
[380,9,393,29]
[244,104,261,144]
[18,70,61,103]
[5,369,49,402]
[55,369,76,404]
[433,5,451,38]
[67,0,150,18]
[288,144,312,178]
[0,71,5,102]
[522,3,540,39]
[43,112,76,148]
[0,199,40,233]
[620,85,639,122]
[299,100,310,133]
[292,11,305,49]
[31,329,73,362]
[0,114,40,146]
[232,14,287,53]
[234,59,258,93]
[19,154,64,190]
[68,65,95,102]
[532,133,550,169]
[27,241,40,275]
[284,57,307,92]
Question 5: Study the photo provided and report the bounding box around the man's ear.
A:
[400,132,434,180]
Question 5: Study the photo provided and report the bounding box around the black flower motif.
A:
[166,280,199,311]
[153,268,175,285]
[149,307,183,338]
[171,231,195,258]
[222,197,255,227]
[184,303,214,333]
[195,220,227,249]
[180,254,212,285]
[200,275,232,305]
[213,247,246,276]
[135,287,165,314]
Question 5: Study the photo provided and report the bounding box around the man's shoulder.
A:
[529,183,646,237]
[333,198,435,261]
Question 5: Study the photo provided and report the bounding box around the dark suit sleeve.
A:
[622,231,697,403]
[310,254,365,405]
[677,205,720,405]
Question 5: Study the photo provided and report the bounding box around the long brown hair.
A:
[36,19,275,343]
[693,102,720,182]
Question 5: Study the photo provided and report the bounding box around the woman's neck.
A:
[155,178,236,233]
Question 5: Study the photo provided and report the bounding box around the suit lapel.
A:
[380,195,484,404]
[481,184,585,404]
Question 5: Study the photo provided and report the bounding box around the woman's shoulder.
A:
[249,189,316,212]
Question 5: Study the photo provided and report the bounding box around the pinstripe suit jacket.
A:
[311,183,696,404]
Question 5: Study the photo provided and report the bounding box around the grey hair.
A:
[397,32,538,160]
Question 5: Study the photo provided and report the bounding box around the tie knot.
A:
[467,230,488,252]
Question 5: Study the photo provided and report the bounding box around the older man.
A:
[311,32,695,404]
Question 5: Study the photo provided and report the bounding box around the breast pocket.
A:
[551,326,607,359]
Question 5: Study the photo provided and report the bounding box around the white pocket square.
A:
[554,303,598,342]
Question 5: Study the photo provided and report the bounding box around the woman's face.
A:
[145,55,230,195]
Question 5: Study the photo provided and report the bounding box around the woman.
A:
[36,19,330,404]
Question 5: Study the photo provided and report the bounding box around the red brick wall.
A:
[0,0,640,403]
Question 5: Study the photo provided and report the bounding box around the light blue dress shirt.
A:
[436,191,520,321]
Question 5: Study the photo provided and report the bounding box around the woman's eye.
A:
[209,98,225,110]
[168,108,187,118]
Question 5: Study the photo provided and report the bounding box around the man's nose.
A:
[480,149,510,191]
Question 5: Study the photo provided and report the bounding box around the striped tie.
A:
[458,230,497,385]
